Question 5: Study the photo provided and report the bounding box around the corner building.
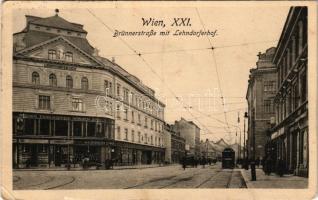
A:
[12,12,165,168]
[246,47,277,160]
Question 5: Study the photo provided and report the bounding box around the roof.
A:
[19,30,94,55]
[29,14,87,33]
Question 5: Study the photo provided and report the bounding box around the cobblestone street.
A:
[13,163,247,189]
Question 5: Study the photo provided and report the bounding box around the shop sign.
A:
[19,139,48,144]
[50,139,73,144]
[74,140,105,146]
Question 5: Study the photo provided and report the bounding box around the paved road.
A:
[13,163,246,189]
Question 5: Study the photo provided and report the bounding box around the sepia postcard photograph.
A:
[0,1,317,200]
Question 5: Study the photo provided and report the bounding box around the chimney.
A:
[111,57,115,63]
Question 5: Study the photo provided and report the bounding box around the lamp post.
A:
[245,111,256,181]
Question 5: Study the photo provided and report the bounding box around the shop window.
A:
[66,75,73,89]
[73,121,82,137]
[39,95,50,110]
[55,120,68,136]
[72,98,83,112]
[32,72,40,85]
[49,73,57,87]
[87,122,96,137]
[38,144,48,153]
[39,119,50,135]
[81,77,89,90]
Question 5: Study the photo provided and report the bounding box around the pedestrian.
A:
[264,156,272,175]
[182,156,186,170]
[256,157,260,168]
[277,158,285,177]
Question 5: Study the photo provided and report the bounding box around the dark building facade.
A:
[12,11,165,168]
[270,7,308,177]
[246,47,277,160]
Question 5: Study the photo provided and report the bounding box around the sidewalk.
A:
[240,168,308,188]
[14,163,169,171]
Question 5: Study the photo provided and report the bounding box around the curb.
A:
[13,164,169,172]
[239,169,254,188]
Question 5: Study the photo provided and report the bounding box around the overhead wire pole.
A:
[87,9,218,137]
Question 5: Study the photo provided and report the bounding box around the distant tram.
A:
[222,148,235,169]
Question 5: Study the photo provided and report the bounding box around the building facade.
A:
[172,118,200,157]
[12,11,165,168]
[200,139,217,160]
[246,47,277,160]
[270,7,308,177]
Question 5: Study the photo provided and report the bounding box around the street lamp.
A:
[245,111,256,181]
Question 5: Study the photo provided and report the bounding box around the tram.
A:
[222,148,235,169]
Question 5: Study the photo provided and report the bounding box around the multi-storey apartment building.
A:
[173,118,200,157]
[270,7,308,177]
[12,11,165,168]
[164,124,185,164]
[246,47,277,160]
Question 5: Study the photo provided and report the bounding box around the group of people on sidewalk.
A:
[238,156,286,177]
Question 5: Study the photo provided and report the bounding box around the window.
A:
[66,75,73,89]
[117,105,121,119]
[159,138,161,146]
[298,21,303,55]
[49,73,57,87]
[32,72,40,85]
[39,95,50,110]
[144,133,147,144]
[132,130,135,142]
[138,114,141,124]
[87,122,96,137]
[151,135,153,145]
[144,117,148,128]
[131,111,135,123]
[117,126,121,140]
[39,119,50,135]
[151,120,154,130]
[138,132,141,142]
[124,108,128,121]
[301,73,307,103]
[73,121,82,137]
[65,52,73,62]
[72,98,83,111]
[48,50,56,60]
[117,83,121,97]
[81,77,89,90]
[293,84,299,110]
[124,128,128,140]
[123,88,129,102]
[104,80,112,96]
[264,81,275,92]
[55,120,68,136]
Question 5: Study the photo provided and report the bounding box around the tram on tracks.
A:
[222,148,235,169]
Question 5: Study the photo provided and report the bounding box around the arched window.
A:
[66,75,73,89]
[48,50,56,60]
[32,72,40,85]
[81,77,88,90]
[49,73,57,87]
[298,21,303,55]
[65,52,73,62]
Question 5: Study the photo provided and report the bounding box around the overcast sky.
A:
[12,4,290,144]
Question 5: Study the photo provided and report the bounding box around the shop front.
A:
[113,141,165,166]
